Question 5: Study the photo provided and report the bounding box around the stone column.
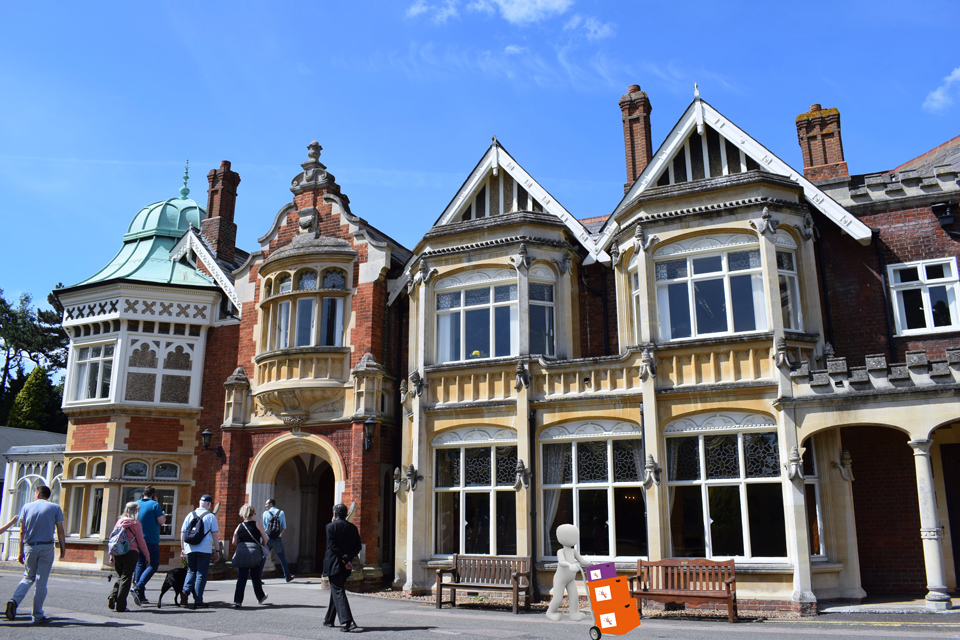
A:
[909,439,952,610]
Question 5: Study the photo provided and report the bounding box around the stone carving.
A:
[552,253,571,275]
[290,141,335,194]
[831,449,853,482]
[774,337,791,369]
[514,361,530,391]
[393,467,404,494]
[609,242,622,266]
[642,455,661,489]
[409,370,425,397]
[407,260,438,293]
[633,223,658,253]
[751,207,780,235]
[920,527,944,540]
[513,459,530,491]
[398,378,409,404]
[539,421,642,441]
[509,243,532,272]
[785,446,804,481]
[224,367,249,389]
[297,206,319,235]
[802,212,814,240]
[254,388,345,420]
[639,347,657,381]
[280,411,307,432]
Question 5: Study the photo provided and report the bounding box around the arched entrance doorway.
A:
[840,425,926,596]
[247,433,345,575]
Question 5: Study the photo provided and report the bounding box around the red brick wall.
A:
[71,418,109,450]
[796,105,848,181]
[578,263,619,357]
[124,416,184,451]
[841,426,925,595]
[817,204,960,362]
[63,544,97,563]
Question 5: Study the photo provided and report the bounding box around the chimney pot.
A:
[809,103,821,113]
[628,84,641,94]
[220,160,231,171]
[201,161,241,264]
[620,84,653,193]
[796,104,848,182]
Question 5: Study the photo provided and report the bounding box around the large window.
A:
[777,250,802,331]
[540,422,647,559]
[121,486,177,538]
[655,238,767,341]
[436,274,518,363]
[529,283,555,356]
[665,419,786,560]
[889,258,959,336]
[264,268,347,350]
[434,436,518,556]
[124,340,194,405]
[73,342,115,401]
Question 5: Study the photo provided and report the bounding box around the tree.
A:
[7,367,54,431]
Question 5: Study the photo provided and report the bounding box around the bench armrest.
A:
[723,576,736,592]
[436,567,457,584]
[512,567,532,585]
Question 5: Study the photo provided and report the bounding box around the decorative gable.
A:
[596,96,873,255]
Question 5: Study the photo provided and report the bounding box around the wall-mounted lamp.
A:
[200,428,224,459]
[363,417,377,452]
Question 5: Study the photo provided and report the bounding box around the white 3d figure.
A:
[546,524,587,621]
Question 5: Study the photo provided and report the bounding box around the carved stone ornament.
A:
[254,388,345,420]
[831,448,853,482]
[407,259,438,293]
[514,361,530,391]
[409,370,425,397]
[642,455,661,489]
[823,342,835,359]
[774,336,792,369]
[224,367,249,390]
[513,459,530,491]
[393,467,406,494]
[297,206,319,236]
[352,352,385,375]
[404,463,424,492]
[634,223,658,253]
[609,242,622,266]
[552,253,571,275]
[509,243,532,272]
[802,212,814,240]
[751,207,780,236]
[398,378,409,404]
[639,347,657,381]
[290,140,335,195]
[280,411,307,432]
[785,446,804,481]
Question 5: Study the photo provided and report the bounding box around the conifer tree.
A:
[7,367,54,430]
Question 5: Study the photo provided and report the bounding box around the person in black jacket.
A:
[322,503,362,632]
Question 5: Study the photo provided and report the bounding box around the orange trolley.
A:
[582,564,641,639]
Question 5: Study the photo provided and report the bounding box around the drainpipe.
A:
[529,407,540,602]
[813,225,835,348]
[579,267,611,356]
[872,230,897,363]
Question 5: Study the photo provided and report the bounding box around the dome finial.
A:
[179,160,190,199]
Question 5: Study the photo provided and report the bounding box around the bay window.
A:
[436,274,518,363]
[540,421,647,560]
[889,258,959,335]
[263,267,348,351]
[73,343,115,401]
[655,238,767,340]
[666,425,786,559]
[434,438,518,556]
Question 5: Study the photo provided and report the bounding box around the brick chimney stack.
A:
[796,104,849,182]
[201,160,241,265]
[620,84,653,194]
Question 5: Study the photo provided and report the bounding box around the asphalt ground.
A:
[2,568,960,640]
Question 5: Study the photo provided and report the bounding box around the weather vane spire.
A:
[179,160,190,199]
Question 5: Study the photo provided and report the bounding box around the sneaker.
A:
[132,590,142,607]
[285,575,295,582]
[139,593,151,604]
[195,602,209,609]
[107,595,116,610]
[233,603,242,609]
[257,594,268,605]
[5,600,17,621]
[33,616,52,624]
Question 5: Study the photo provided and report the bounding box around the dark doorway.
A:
[939,443,960,585]
[315,466,335,573]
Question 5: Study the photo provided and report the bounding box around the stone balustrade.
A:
[790,348,960,396]
[254,347,351,387]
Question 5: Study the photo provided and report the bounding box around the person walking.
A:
[5,485,65,624]
[107,502,150,612]
[260,499,294,582]
[322,503,362,632]
[179,494,219,609]
[132,486,165,605]
[231,504,269,608]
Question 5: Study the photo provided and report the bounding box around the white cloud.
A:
[564,13,614,40]
[464,0,573,25]
[504,44,527,55]
[406,0,460,24]
[923,66,960,113]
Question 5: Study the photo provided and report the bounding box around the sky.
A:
[2,0,959,313]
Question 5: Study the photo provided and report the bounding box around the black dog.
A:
[157,567,188,608]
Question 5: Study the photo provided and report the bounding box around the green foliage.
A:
[7,367,54,431]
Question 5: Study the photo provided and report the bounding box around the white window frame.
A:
[121,460,149,480]
[71,340,116,402]
[88,486,105,537]
[888,257,960,336]
[435,271,519,364]
[529,281,556,357]
[664,423,787,562]
[777,250,803,332]
[68,485,86,536]
[802,438,826,559]
[655,239,768,342]
[121,486,178,539]
[153,462,180,480]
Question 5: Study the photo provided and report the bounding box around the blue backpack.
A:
[107,524,130,556]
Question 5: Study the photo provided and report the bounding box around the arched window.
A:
[297,270,318,290]
[278,275,292,293]
[154,462,179,479]
[435,270,518,363]
[73,461,87,479]
[122,461,149,478]
[322,269,347,290]
[653,234,767,341]
[92,461,107,478]
[529,267,556,357]
[539,421,646,559]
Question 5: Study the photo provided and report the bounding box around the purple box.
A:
[585,563,616,582]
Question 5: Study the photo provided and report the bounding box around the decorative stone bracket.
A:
[633,222,658,253]
[831,449,854,482]
[409,370,426,398]
[639,347,657,381]
[750,207,780,236]
[642,455,661,489]
[513,460,530,491]
[394,464,424,493]
[514,362,530,391]
[509,243,532,273]
[785,446,804,481]
[407,259,438,294]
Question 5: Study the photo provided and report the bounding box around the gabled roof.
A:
[595,97,873,255]
[388,140,599,304]
[892,133,960,177]
[169,227,241,314]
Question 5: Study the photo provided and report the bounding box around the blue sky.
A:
[2,1,958,311]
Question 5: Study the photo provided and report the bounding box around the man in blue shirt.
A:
[133,486,166,605]
[180,494,220,609]
[5,485,65,624]
[261,499,294,582]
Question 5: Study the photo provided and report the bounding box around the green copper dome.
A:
[123,196,206,241]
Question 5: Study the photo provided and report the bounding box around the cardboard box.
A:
[593,599,640,635]
[588,576,631,605]
[585,562,617,581]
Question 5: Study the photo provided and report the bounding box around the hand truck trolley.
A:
[582,563,641,640]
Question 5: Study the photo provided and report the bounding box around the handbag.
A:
[232,522,265,568]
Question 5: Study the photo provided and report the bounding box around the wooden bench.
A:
[628,558,738,623]
[436,554,532,614]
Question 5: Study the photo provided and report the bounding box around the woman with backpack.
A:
[107,502,150,612]
[231,504,269,608]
